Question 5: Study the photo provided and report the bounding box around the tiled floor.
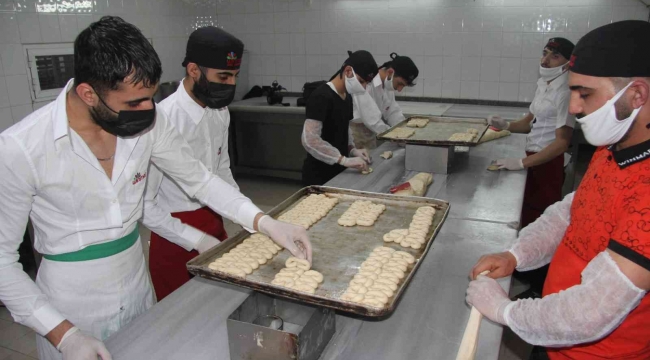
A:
[6,167,593,360]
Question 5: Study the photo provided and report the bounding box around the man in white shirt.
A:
[142,26,243,301]
[0,16,311,360]
[488,37,575,297]
[350,53,419,149]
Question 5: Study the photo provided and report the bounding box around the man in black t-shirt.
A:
[301,50,378,185]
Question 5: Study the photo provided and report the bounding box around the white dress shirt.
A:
[141,80,238,251]
[526,72,576,152]
[351,74,405,132]
[0,79,261,336]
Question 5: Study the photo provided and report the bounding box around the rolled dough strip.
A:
[455,270,490,360]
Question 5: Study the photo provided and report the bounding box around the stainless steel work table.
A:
[105,131,526,360]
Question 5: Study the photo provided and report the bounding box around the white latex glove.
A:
[465,275,511,324]
[504,251,645,347]
[496,158,524,170]
[195,233,221,254]
[258,215,313,263]
[341,156,369,172]
[350,148,372,164]
[510,192,574,271]
[58,327,112,360]
[488,115,509,130]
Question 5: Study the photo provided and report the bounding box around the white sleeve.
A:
[0,135,66,336]
[383,94,406,127]
[504,251,646,347]
[555,89,576,129]
[140,163,205,251]
[150,111,261,230]
[301,119,342,165]
[509,192,574,271]
[352,92,390,134]
[216,112,239,190]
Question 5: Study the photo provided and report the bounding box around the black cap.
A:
[182,26,244,70]
[569,20,650,78]
[381,53,419,85]
[344,50,378,82]
[544,37,574,61]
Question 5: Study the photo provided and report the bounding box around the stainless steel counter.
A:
[105,131,527,360]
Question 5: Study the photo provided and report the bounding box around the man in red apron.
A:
[142,27,243,301]
[466,20,650,359]
[488,38,575,298]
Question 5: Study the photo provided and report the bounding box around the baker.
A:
[301,50,378,186]
[142,26,244,301]
[0,17,311,360]
[466,20,650,359]
[350,53,419,149]
[488,38,576,297]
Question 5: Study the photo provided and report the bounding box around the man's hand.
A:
[195,233,221,254]
[496,158,524,170]
[58,326,112,360]
[258,215,313,263]
[350,148,372,164]
[341,157,369,172]
[470,251,518,280]
[466,275,511,324]
[488,115,509,130]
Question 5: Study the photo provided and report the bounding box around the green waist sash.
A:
[43,225,139,262]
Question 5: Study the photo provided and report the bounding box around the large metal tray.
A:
[376,115,488,146]
[187,186,449,317]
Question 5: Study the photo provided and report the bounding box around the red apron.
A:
[521,151,565,228]
[149,207,227,301]
[544,147,650,359]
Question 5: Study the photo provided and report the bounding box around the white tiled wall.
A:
[0,0,648,130]
[217,0,649,102]
[0,0,219,130]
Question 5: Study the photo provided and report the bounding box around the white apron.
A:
[35,238,154,360]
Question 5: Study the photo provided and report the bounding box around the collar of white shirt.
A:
[52,79,75,151]
[175,78,207,125]
[537,71,569,91]
[372,73,383,89]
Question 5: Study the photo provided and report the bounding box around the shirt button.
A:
[112,199,118,204]
[607,155,612,161]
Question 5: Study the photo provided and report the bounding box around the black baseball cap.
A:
[343,50,378,82]
[182,26,244,70]
[381,53,419,85]
[569,20,650,77]
[544,37,574,61]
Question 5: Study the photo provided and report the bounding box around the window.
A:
[25,44,75,101]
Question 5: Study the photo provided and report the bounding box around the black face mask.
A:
[91,91,156,137]
[191,69,236,109]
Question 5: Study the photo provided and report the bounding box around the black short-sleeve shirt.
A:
[302,83,353,185]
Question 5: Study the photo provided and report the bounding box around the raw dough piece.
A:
[286,256,311,270]
[338,200,385,227]
[361,167,374,175]
[380,151,393,159]
[466,128,479,135]
[384,127,416,139]
[487,164,500,171]
[277,194,339,229]
[448,133,476,142]
[406,118,430,128]
[392,172,433,197]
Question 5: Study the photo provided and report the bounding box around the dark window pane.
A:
[35,54,74,90]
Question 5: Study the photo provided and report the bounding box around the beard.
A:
[90,101,119,126]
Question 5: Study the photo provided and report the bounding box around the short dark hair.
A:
[74,16,162,95]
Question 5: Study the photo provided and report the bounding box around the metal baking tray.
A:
[187,186,449,317]
[376,115,488,146]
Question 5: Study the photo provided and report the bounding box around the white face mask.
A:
[576,82,642,147]
[384,72,395,92]
[344,68,366,95]
[539,64,566,81]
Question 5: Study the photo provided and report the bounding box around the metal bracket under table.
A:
[405,144,459,174]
